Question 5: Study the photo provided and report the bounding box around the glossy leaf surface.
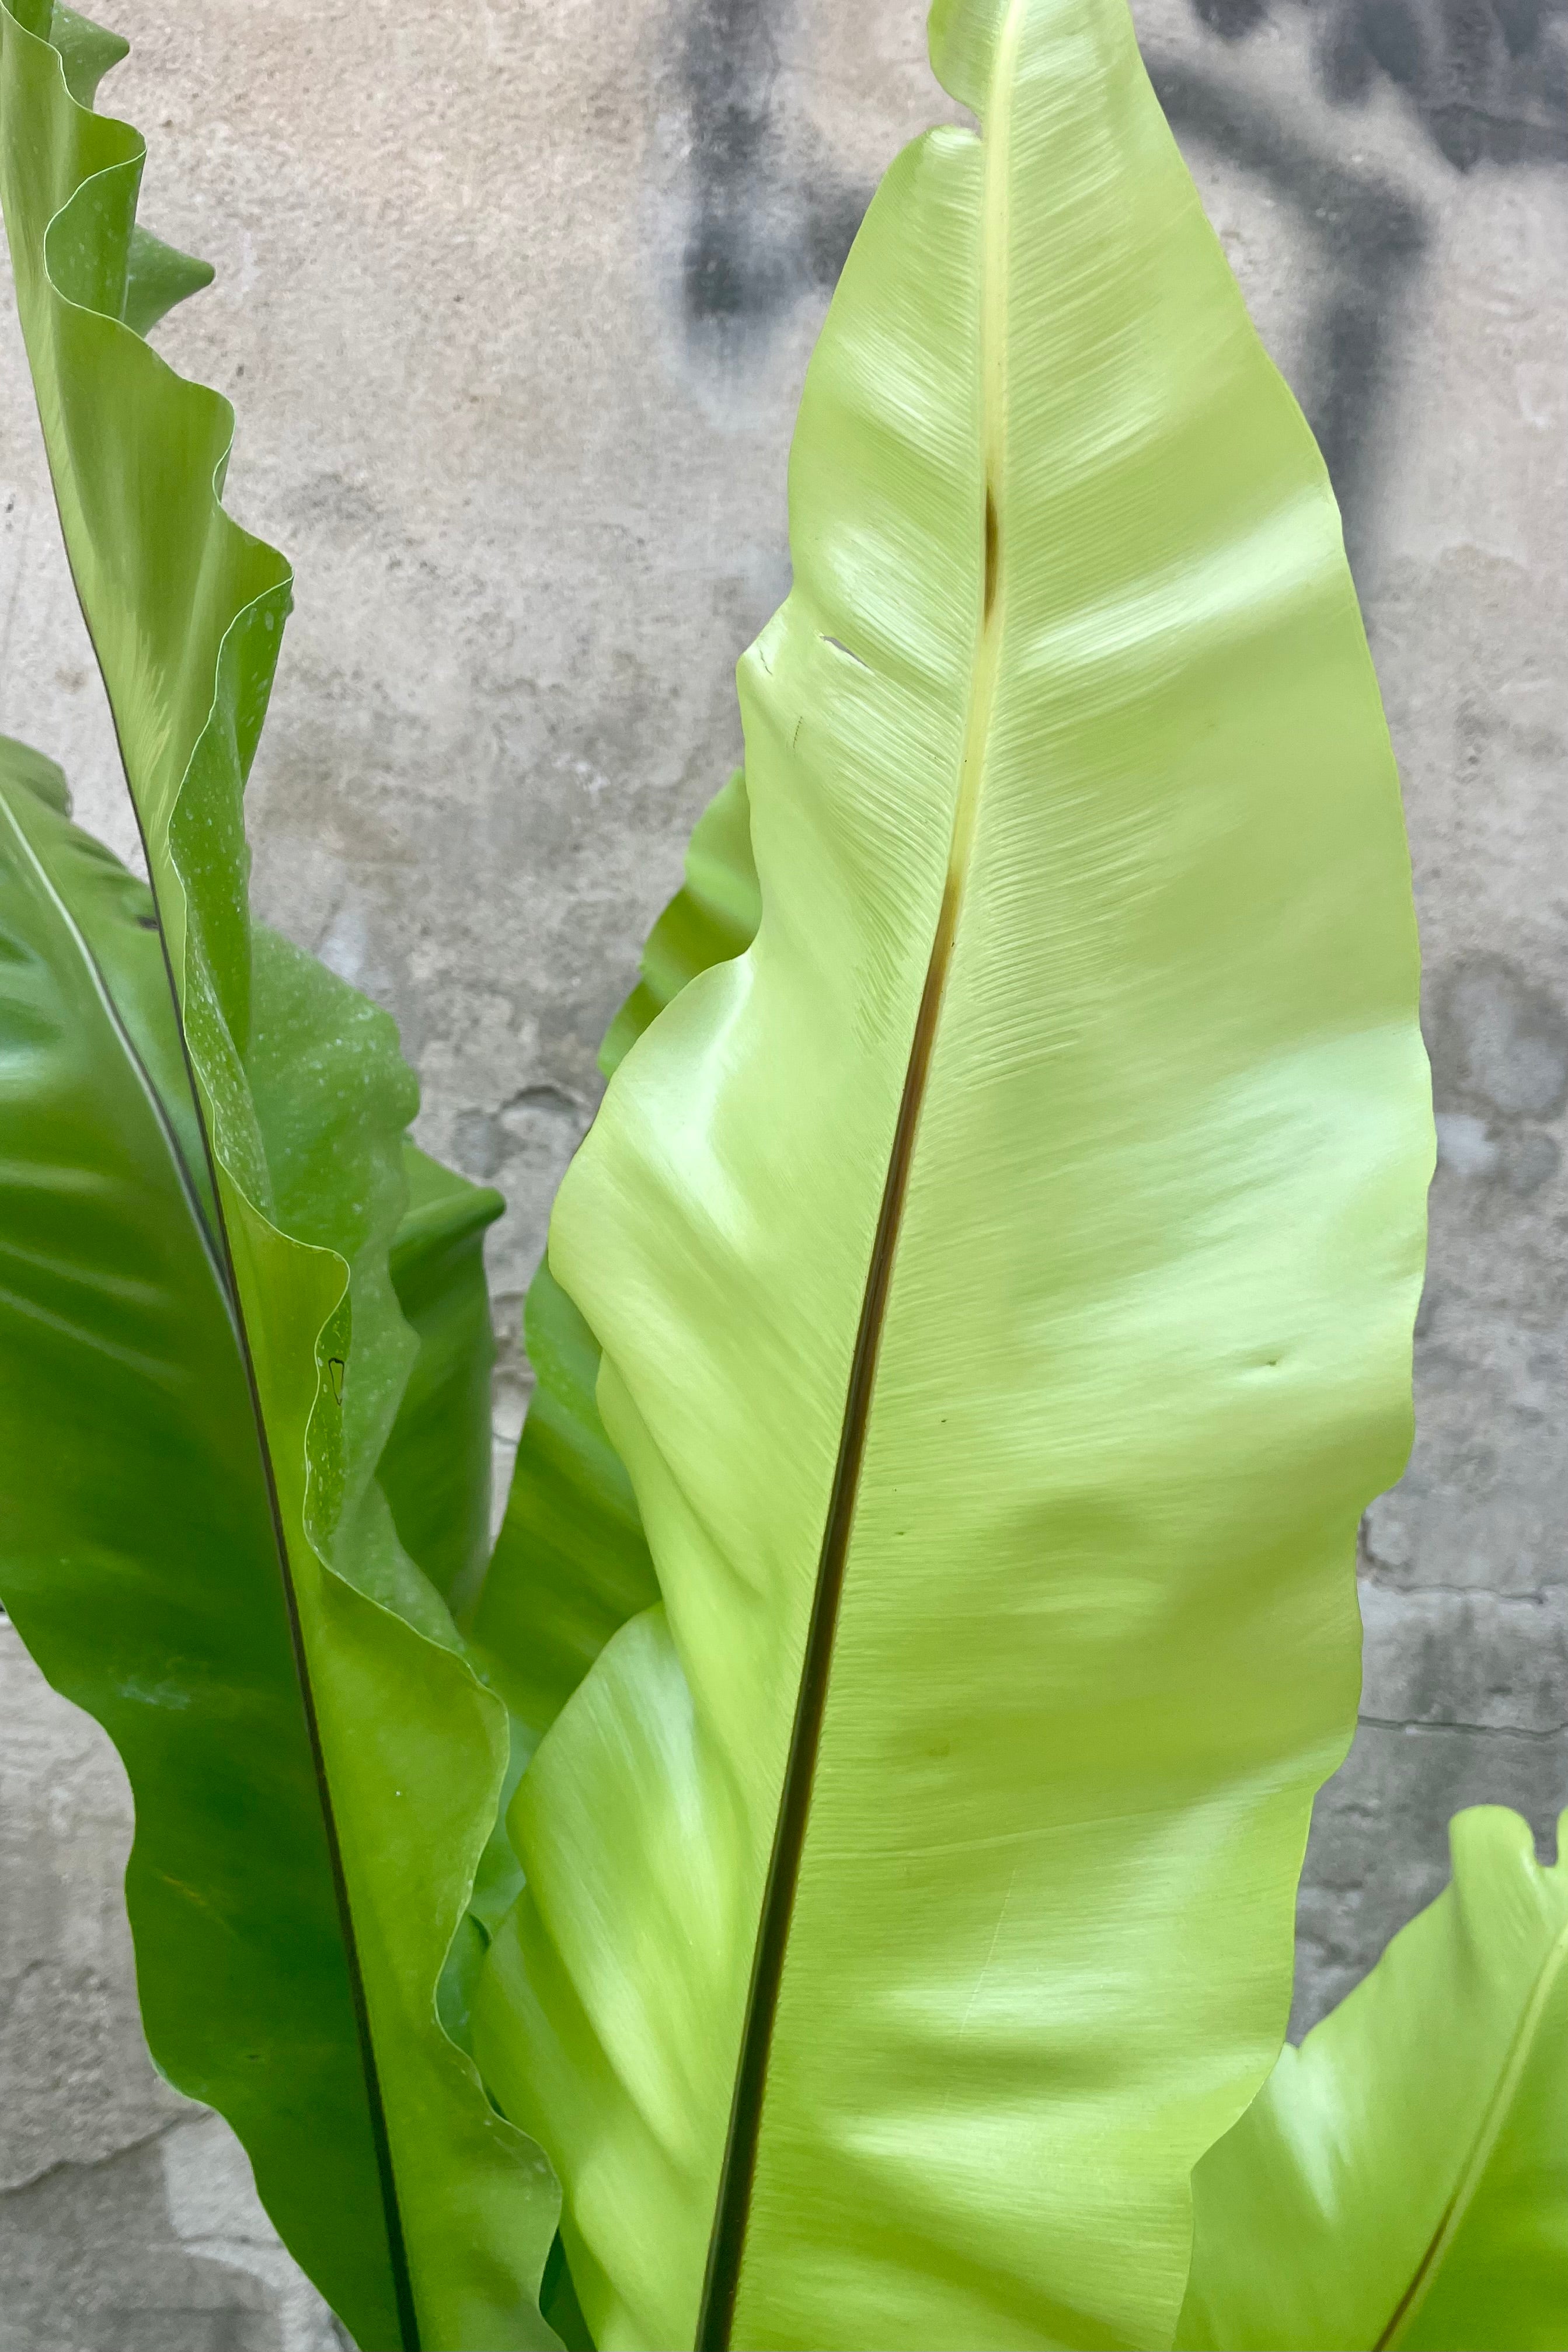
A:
[0,10,556,2344]
[476,769,761,1751]
[0,748,407,2336]
[473,2,1433,2347]
[1179,1806,1568,2352]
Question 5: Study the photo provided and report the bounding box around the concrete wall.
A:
[1,0,1564,2340]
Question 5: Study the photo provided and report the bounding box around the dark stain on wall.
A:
[682,0,787,323]
[681,0,873,337]
[1156,0,1566,552]
[1430,956,1568,1124]
[677,0,1561,542]
[1193,0,1270,37]
[1147,60,1427,557]
[1203,0,1568,169]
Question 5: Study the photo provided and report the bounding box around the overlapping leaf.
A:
[1179,1805,1568,2351]
[0,10,557,2343]
[476,769,761,1754]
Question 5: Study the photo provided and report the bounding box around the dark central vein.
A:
[694,16,1019,2333]
[61,528,420,2352]
[158,806,420,2352]
[694,872,964,2352]
[1372,1923,1568,2351]
[149,832,419,2352]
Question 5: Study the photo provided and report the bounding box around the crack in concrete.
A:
[0,2109,192,2201]
[1358,1711,1568,1743]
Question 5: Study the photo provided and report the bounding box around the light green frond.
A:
[472,2,1431,2346]
[1180,1806,1568,2352]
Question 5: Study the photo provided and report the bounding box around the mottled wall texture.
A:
[1,0,1564,2341]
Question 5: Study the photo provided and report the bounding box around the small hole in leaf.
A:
[328,1358,345,1403]
[137,914,159,931]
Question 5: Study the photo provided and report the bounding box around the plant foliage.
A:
[0,5,557,2343]
[2,1,1559,2350]
[469,0,1433,2341]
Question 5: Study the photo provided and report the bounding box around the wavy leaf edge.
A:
[0,10,560,2343]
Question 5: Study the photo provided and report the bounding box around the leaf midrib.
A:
[692,9,1023,2343]
[4,713,419,2352]
[13,9,423,2317]
[0,786,228,1297]
[119,653,423,2352]
[1375,1915,1568,2349]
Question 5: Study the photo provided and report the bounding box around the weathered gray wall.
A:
[1,0,1564,2340]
